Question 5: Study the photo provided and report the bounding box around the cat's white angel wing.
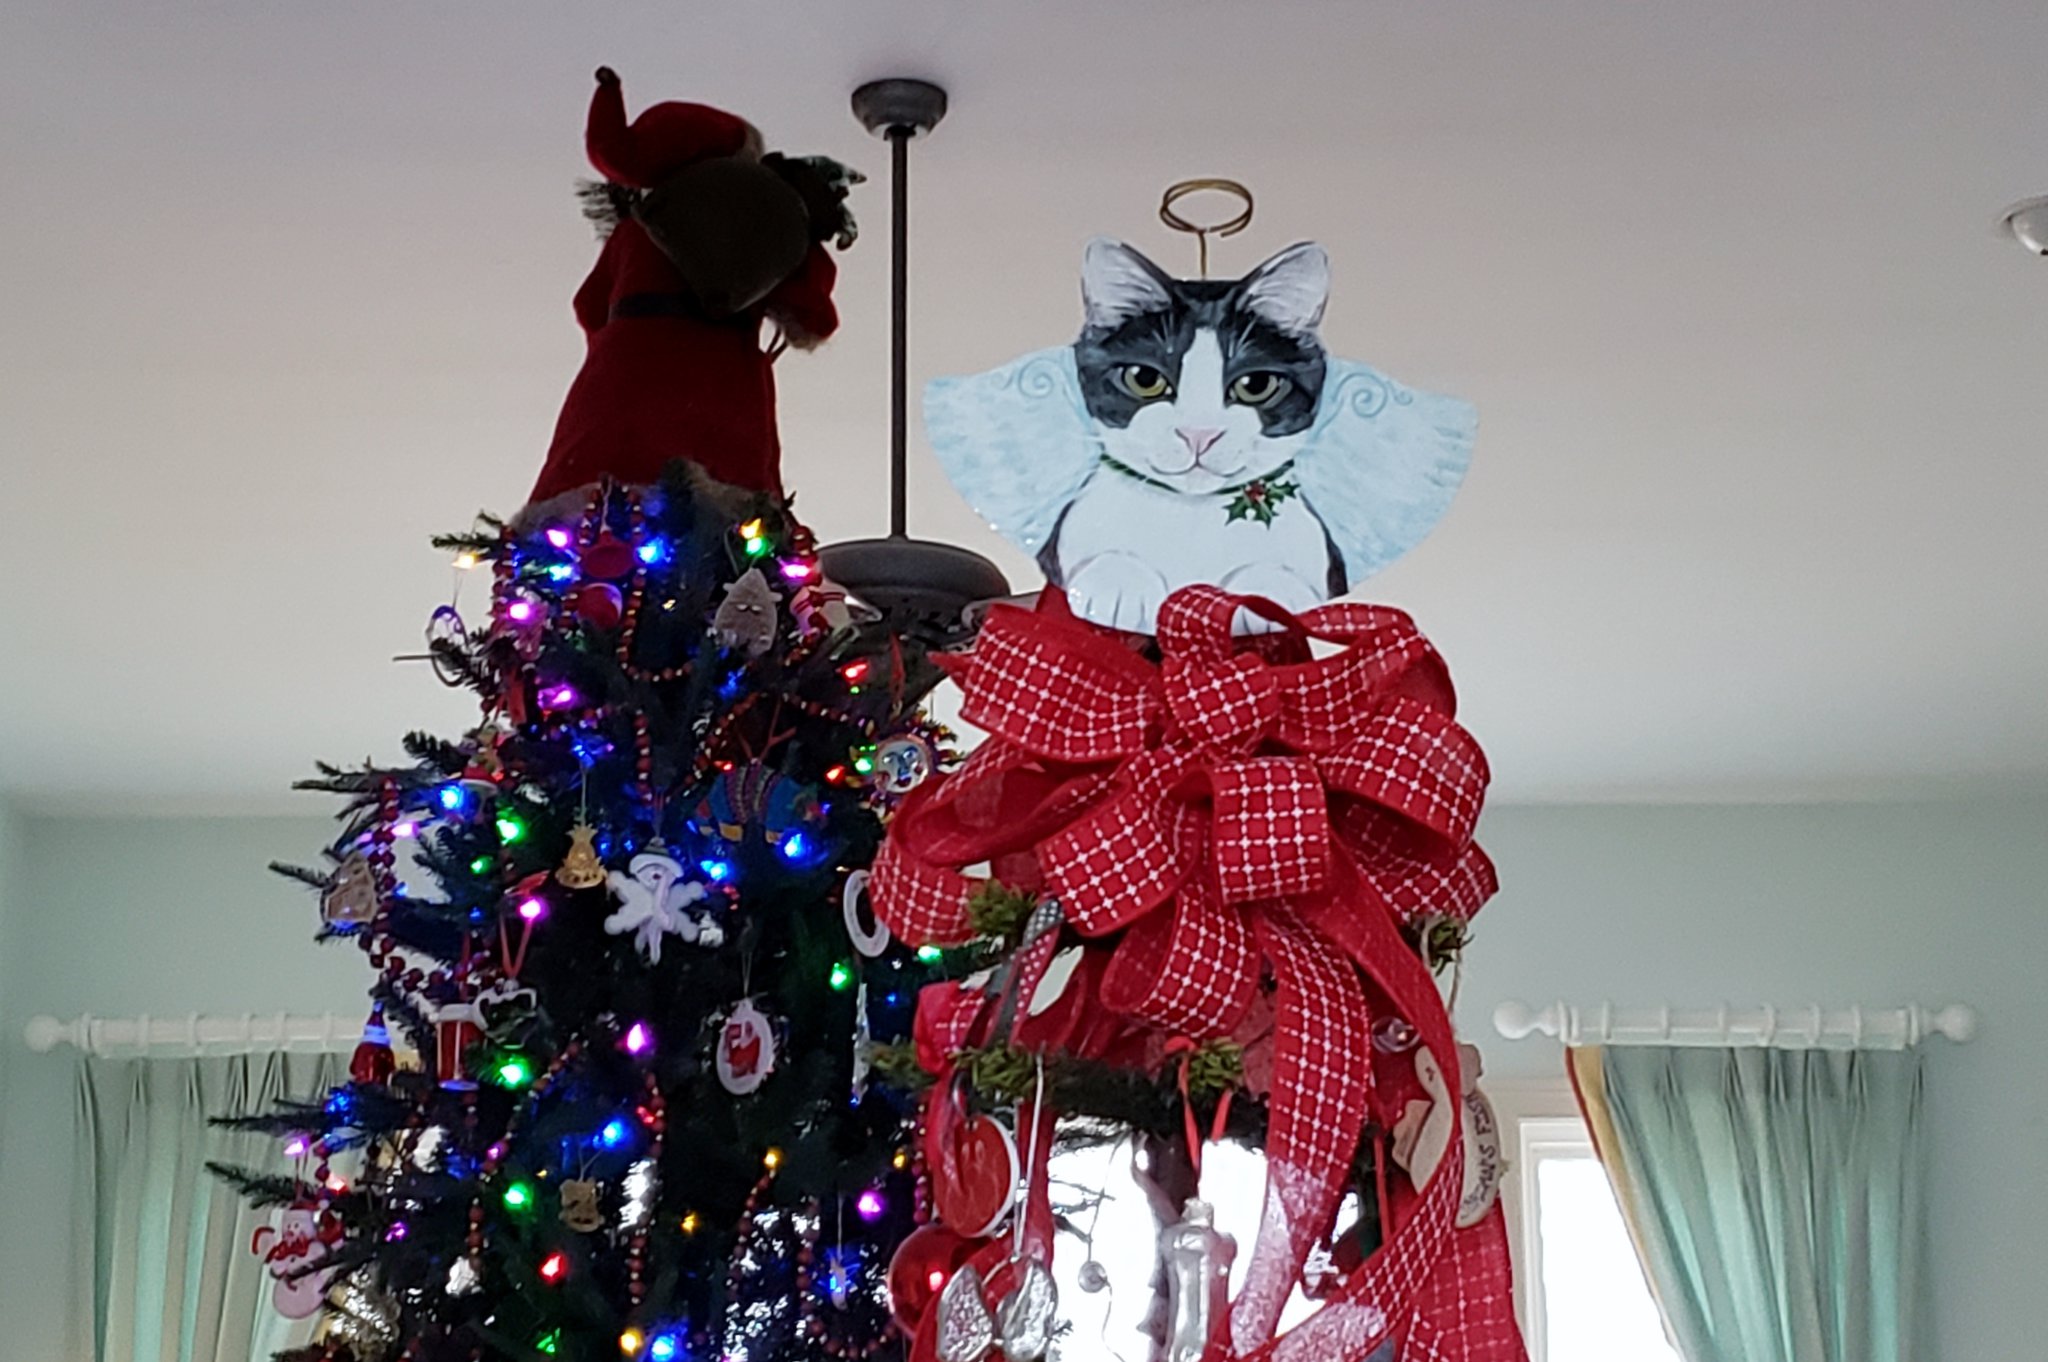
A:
[923,346,1099,560]
[1295,359,1477,587]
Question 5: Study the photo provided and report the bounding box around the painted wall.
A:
[0,812,360,1360]
[0,799,2039,1358]
[1453,797,2046,1362]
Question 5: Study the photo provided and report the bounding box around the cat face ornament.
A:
[924,238,1476,634]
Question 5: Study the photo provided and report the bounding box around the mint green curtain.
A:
[75,1051,340,1362]
[1583,1046,1930,1362]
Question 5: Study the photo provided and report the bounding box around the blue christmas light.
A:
[648,1333,680,1362]
[546,563,576,583]
[637,538,669,565]
[437,785,469,813]
[780,832,809,862]
[699,858,733,883]
[599,1118,629,1149]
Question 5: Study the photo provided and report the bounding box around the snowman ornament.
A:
[250,1202,340,1319]
[605,845,721,962]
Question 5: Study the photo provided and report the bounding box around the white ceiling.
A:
[4,0,2046,812]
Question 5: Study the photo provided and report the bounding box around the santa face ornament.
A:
[716,998,778,1095]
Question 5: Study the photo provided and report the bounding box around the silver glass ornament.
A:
[1161,1199,1235,1362]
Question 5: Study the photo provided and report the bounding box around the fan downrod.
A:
[820,76,1011,650]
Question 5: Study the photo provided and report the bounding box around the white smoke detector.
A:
[1999,197,2048,256]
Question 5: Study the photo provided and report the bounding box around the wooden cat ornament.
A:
[925,238,1476,635]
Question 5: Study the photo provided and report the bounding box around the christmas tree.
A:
[214,71,951,1362]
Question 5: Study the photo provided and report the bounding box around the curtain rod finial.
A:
[1933,1004,1978,1043]
[1493,999,1544,1040]
[23,1015,62,1052]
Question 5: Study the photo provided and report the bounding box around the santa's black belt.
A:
[610,291,705,320]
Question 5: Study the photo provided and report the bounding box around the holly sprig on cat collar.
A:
[1224,474,1303,527]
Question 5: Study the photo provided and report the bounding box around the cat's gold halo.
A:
[1158,178,1255,277]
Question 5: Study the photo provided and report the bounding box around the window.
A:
[1044,1082,1676,1362]
[1493,1083,1680,1362]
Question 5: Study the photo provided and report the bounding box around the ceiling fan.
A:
[816,78,1015,652]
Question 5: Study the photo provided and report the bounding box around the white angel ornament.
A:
[924,237,1476,634]
[605,844,721,962]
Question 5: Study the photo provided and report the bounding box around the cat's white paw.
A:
[1220,562,1327,634]
[1064,553,1172,634]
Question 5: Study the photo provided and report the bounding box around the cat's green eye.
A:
[1229,371,1291,406]
[1118,364,1173,400]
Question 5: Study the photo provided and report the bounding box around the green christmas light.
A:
[915,944,944,965]
[829,961,854,992]
[494,1055,533,1089]
[535,1330,561,1356]
[496,813,526,844]
[502,1180,534,1212]
[469,855,494,875]
[852,749,876,775]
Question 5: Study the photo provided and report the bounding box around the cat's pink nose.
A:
[1176,427,1225,461]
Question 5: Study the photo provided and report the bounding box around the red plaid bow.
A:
[874,586,1520,1359]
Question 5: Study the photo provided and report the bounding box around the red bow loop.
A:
[1318,698,1490,849]
[1163,651,1284,751]
[870,834,978,946]
[1155,583,1261,659]
[1042,785,1190,934]
[1097,873,1260,1039]
[959,603,1159,763]
[1210,755,1331,904]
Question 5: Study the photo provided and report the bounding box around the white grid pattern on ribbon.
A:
[1044,793,1185,933]
[1260,924,1375,1178]
[1102,878,1258,1037]
[876,583,1522,1359]
[965,621,1154,761]
[870,839,973,944]
[1320,702,1487,845]
[1403,1210,1528,1361]
[1212,757,1331,902]
[1164,652,1280,749]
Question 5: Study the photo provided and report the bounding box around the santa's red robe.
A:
[528,71,840,505]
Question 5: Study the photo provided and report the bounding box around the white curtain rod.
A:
[23,1012,364,1058]
[1492,999,1977,1050]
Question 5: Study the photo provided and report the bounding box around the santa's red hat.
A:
[585,67,760,187]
